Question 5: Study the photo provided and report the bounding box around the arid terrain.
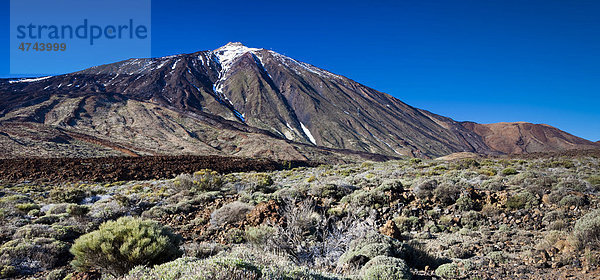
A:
[1,153,599,279]
[1,43,599,280]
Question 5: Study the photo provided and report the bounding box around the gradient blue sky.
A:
[2,0,599,141]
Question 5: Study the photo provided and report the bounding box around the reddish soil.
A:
[0,155,317,183]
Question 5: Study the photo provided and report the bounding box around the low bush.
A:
[394,216,420,232]
[456,196,474,211]
[571,209,600,250]
[0,238,70,277]
[558,195,587,208]
[378,179,404,193]
[245,225,277,248]
[360,255,411,280]
[50,188,86,203]
[505,192,537,210]
[478,168,497,176]
[173,170,223,193]
[433,183,460,206]
[435,260,473,279]
[310,184,352,200]
[183,242,227,259]
[125,254,342,280]
[501,168,518,176]
[210,201,253,228]
[224,228,246,244]
[70,216,182,276]
[13,224,79,242]
[246,173,275,193]
[413,179,437,200]
[66,204,90,217]
[435,262,459,279]
[338,232,405,270]
[125,257,262,280]
[15,203,39,212]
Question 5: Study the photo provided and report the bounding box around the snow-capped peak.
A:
[211,42,262,75]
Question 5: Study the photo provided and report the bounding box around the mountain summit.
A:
[0,43,598,159]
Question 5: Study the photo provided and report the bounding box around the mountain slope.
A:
[0,42,597,158]
[0,90,394,162]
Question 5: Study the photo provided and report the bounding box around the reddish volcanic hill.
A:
[460,122,600,154]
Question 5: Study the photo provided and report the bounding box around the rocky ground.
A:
[0,155,314,182]
[0,154,599,279]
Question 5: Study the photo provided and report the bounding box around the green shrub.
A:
[558,195,586,208]
[487,251,507,264]
[378,180,404,193]
[461,211,483,229]
[15,203,39,212]
[0,238,70,276]
[454,158,480,169]
[173,170,223,193]
[435,262,459,279]
[360,256,411,280]
[409,158,422,164]
[66,204,90,217]
[125,257,262,280]
[183,242,227,259]
[34,214,62,225]
[125,253,342,280]
[45,268,68,280]
[501,168,518,176]
[394,216,420,232]
[545,160,575,169]
[478,168,497,176]
[338,232,404,269]
[210,201,253,228]
[572,209,600,250]
[456,196,474,211]
[250,173,274,191]
[70,217,182,276]
[245,225,276,248]
[50,188,86,203]
[310,184,351,199]
[505,192,537,210]
[433,184,460,206]
[0,265,16,278]
[13,224,79,241]
[414,179,437,200]
[224,228,245,244]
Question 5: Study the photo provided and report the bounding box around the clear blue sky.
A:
[1,0,599,141]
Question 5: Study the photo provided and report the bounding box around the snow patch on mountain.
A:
[300,122,316,145]
[9,76,52,84]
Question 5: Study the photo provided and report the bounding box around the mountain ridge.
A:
[1,42,597,159]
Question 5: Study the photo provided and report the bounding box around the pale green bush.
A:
[435,262,459,279]
[210,201,253,228]
[173,169,223,193]
[572,209,600,250]
[70,216,182,276]
[360,255,411,280]
[338,232,404,269]
[0,238,70,277]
